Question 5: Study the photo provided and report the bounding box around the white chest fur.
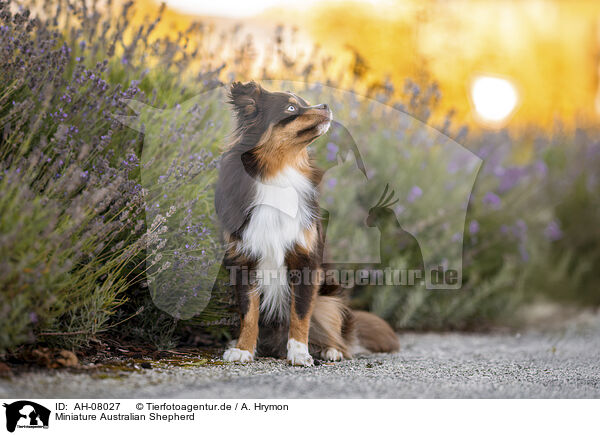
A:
[240,166,316,322]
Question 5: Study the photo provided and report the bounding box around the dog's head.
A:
[228,81,332,176]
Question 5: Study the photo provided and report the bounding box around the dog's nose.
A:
[318,104,329,110]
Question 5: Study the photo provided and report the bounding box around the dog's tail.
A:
[316,281,399,354]
[352,310,399,353]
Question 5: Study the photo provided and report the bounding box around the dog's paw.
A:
[223,347,253,363]
[321,347,344,362]
[287,339,314,367]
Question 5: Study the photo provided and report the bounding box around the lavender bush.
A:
[0,0,217,351]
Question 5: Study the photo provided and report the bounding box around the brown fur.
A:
[353,311,400,353]
[236,291,260,353]
[289,294,314,344]
[309,295,354,358]
[252,109,328,180]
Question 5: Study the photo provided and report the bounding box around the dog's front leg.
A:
[223,290,260,363]
[286,250,319,367]
[223,258,260,363]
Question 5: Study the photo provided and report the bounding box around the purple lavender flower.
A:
[498,167,527,193]
[326,142,338,161]
[534,160,548,178]
[407,185,423,203]
[519,244,529,262]
[482,192,501,209]
[544,220,563,241]
[514,219,527,237]
[394,204,405,215]
[469,220,480,235]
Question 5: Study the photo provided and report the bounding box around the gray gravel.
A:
[2,317,599,399]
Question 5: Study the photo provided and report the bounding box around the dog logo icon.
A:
[3,401,50,432]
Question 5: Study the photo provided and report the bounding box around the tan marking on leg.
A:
[289,285,316,344]
[236,290,260,353]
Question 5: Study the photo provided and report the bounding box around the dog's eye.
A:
[286,105,296,112]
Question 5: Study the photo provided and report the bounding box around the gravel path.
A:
[2,317,599,399]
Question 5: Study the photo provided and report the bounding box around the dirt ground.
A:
[1,313,599,399]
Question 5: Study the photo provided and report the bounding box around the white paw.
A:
[321,347,344,361]
[223,347,253,363]
[287,339,314,367]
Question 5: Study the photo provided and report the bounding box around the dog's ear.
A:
[229,81,261,121]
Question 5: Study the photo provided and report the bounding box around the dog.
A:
[215,81,399,366]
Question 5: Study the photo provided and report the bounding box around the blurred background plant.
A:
[0,0,598,354]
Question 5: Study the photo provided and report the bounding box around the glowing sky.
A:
[157,0,600,126]
[161,0,397,18]
[162,0,319,17]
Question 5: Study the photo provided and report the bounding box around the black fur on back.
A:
[214,147,256,237]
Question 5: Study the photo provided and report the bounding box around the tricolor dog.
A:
[216,81,399,366]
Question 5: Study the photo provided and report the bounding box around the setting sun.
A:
[470,76,519,126]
